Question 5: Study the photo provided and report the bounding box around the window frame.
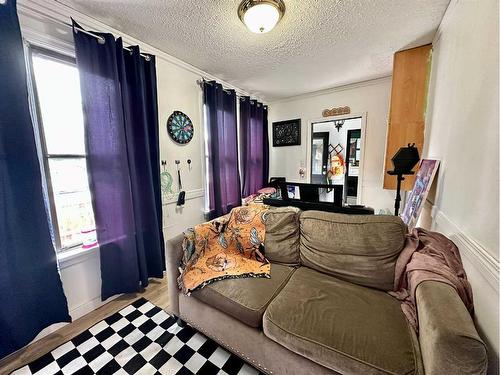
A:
[28,45,90,253]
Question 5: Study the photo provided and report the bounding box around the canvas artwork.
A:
[400,159,440,229]
[272,119,301,146]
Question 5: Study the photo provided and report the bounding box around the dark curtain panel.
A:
[73,24,164,301]
[240,97,270,197]
[263,105,270,186]
[142,53,166,274]
[0,0,70,358]
[204,81,241,219]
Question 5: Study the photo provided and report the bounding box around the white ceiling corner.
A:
[54,0,450,101]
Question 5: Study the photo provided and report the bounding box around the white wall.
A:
[156,58,206,241]
[17,0,250,327]
[422,0,499,373]
[268,78,395,213]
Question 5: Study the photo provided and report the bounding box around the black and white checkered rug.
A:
[12,298,264,375]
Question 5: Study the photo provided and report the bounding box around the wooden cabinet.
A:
[384,44,432,190]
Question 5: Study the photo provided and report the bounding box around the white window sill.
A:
[57,244,99,269]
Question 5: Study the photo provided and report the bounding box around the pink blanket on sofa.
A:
[390,228,473,332]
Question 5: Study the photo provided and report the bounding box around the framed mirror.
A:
[309,116,364,204]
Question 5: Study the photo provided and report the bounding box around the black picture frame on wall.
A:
[272,119,301,147]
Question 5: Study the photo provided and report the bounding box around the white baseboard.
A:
[28,294,120,346]
[69,295,117,320]
[433,209,499,292]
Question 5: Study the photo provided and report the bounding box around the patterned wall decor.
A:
[272,119,301,147]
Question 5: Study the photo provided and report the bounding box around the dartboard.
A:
[167,111,194,144]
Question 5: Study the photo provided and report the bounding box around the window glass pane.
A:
[32,55,85,155]
[48,158,95,248]
[49,158,90,193]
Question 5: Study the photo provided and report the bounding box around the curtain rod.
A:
[68,22,151,61]
[196,79,268,107]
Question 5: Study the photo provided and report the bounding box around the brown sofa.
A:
[166,208,487,374]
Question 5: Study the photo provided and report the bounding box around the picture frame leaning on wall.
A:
[401,159,440,230]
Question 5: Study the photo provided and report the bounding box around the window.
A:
[29,48,96,252]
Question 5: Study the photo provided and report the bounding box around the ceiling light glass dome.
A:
[238,0,285,34]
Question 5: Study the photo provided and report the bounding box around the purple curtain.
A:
[204,81,241,219]
[240,97,270,197]
[73,23,164,300]
[0,0,70,358]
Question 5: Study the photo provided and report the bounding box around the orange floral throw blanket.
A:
[178,204,270,294]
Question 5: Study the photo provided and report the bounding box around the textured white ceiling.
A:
[57,0,449,101]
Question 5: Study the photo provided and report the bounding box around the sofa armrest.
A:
[416,280,487,375]
[166,233,185,317]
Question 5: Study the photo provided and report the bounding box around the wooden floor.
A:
[0,278,169,375]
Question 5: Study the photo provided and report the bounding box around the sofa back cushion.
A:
[264,207,301,265]
[299,211,407,290]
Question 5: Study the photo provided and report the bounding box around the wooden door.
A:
[384,44,432,190]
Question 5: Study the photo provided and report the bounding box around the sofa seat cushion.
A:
[191,263,296,328]
[263,267,421,375]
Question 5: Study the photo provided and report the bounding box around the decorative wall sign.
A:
[167,111,194,144]
[272,119,301,147]
[322,106,351,117]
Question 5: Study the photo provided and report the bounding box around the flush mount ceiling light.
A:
[238,0,285,34]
